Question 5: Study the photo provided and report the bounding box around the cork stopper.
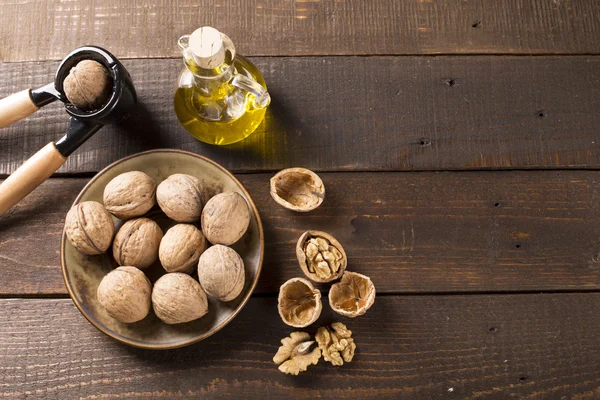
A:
[189,26,226,69]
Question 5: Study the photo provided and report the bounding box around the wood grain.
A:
[1,0,600,62]
[1,171,599,296]
[0,294,599,398]
[1,56,599,175]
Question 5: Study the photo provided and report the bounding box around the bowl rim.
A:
[60,148,264,350]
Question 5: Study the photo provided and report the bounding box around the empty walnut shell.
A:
[329,271,376,318]
[103,171,157,220]
[159,224,207,274]
[197,245,245,302]
[112,218,163,269]
[152,273,209,324]
[296,231,347,283]
[156,174,203,223]
[278,277,322,328]
[270,168,325,212]
[65,201,115,255]
[97,266,152,323]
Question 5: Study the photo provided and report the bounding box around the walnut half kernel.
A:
[315,322,356,366]
[296,231,347,283]
[273,331,321,375]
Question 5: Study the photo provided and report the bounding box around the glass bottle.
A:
[174,27,270,145]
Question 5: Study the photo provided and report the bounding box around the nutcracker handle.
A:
[0,143,67,215]
[0,84,59,128]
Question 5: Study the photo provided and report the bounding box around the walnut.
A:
[278,277,322,328]
[97,266,152,323]
[329,271,376,318]
[159,224,207,274]
[270,168,325,212]
[315,322,356,366]
[151,273,209,324]
[103,171,157,220]
[273,331,321,375]
[201,192,250,245]
[112,218,163,269]
[63,60,112,111]
[64,201,114,255]
[296,231,347,283]
[156,174,203,222]
[197,245,245,302]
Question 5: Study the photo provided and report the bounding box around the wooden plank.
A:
[0,294,599,398]
[1,171,599,296]
[1,56,599,175]
[1,0,600,62]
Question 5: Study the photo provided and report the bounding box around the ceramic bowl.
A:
[61,149,263,349]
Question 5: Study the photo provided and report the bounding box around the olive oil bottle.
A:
[174,27,270,145]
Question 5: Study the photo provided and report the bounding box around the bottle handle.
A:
[231,74,271,109]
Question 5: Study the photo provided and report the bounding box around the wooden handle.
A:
[0,89,39,128]
[0,143,67,215]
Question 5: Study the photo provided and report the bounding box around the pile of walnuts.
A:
[65,170,250,325]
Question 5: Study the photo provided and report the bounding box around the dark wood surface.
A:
[1,56,600,176]
[1,0,599,398]
[1,0,600,62]
[2,172,600,296]
[1,294,599,399]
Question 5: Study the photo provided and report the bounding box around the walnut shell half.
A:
[329,271,376,318]
[152,273,209,324]
[112,218,163,269]
[103,171,156,220]
[278,277,322,328]
[296,231,347,283]
[270,168,325,212]
[65,201,114,255]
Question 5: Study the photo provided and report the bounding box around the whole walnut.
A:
[156,174,203,222]
[159,224,207,273]
[197,245,245,302]
[152,273,209,324]
[112,218,163,269]
[201,192,250,245]
[97,266,152,323]
[103,171,156,220]
[65,201,114,255]
[63,59,112,111]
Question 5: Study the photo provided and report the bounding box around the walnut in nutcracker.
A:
[112,218,163,269]
[97,266,152,323]
[63,59,113,111]
[103,171,157,220]
[152,273,209,324]
[65,201,115,255]
[201,191,250,245]
[156,174,204,222]
[197,244,245,302]
[159,224,207,274]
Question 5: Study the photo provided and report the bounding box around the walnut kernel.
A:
[65,201,114,255]
[315,322,356,366]
[273,331,321,375]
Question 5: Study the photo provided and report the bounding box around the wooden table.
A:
[1,1,599,398]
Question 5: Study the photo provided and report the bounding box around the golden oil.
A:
[174,27,270,145]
